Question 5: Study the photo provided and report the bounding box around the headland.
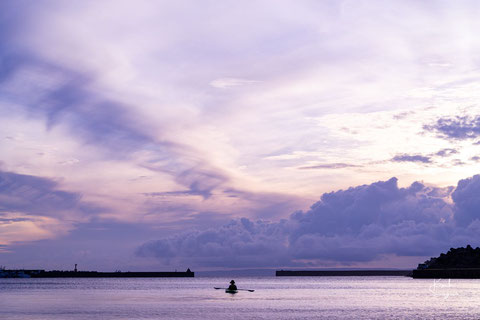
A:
[412,245,480,278]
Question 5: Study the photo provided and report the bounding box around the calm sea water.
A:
[1,276,479,319]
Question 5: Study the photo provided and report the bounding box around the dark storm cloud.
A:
[137,176,479,267]
[392,154,431,163]
[0,170,102,218]
[424,116,480,140]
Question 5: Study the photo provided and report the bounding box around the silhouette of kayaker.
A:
[228,280,237,291]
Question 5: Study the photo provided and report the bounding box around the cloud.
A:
[136,218,291,268]
[452,175,480,227]
[0,2,242,208]
[424,116,480,140]
[141,186,306,225]
[392,111,415,120]
[142,167,229,200]
[435,148,458,157]
[0,50,236,206]
[3,0,480,208]
[299,163,361,170]
[0,170,103,247]
[0,58,156,153]
[0,170,101,219]
[392,154,431,163]
[209,78,260,89]
[289,178,451,240]
[137,176,477,268]
[1,29,308,224]
[5,0,480,269]
[0,212,70,247]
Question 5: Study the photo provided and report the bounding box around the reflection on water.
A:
[1,276,480,319]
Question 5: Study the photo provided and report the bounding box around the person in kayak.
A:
[228,280,237,291]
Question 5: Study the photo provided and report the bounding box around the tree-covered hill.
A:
[419,245,480,269]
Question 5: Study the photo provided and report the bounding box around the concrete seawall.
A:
[276,270,412,276]
[412,269,480,278]
[33,271,195,278]
[1,270,194,278]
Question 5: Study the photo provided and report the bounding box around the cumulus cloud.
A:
[136,218,291,267]
[452,175,480,227]
[137,176,480,268]
[424,116,480,140]
[392,154,431,163]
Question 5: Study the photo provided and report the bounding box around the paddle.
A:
[214,287,255,292]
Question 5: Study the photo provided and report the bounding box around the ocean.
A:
[1,276,479,319]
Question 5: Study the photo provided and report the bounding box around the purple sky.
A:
[2,0,480,271]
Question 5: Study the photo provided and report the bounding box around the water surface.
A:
[1,276,479,319]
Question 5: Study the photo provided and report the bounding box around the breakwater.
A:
[0,269,194,278]
[412,268,480,278]
[276,270,412,276]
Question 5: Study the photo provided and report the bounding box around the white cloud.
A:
[3,0,480,244]
[210,78,260,89]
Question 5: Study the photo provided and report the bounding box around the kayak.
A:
[225,289,238,294]
[214,287,254,293]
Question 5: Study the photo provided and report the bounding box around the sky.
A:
[2,0,480,271]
